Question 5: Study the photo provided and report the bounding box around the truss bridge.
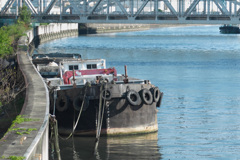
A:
[1,0,240,24]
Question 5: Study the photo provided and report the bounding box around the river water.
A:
[35,25,240,160]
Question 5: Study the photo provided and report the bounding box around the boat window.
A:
[69,65,78,70]
[87,64,97,69]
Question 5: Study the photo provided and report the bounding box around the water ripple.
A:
[41,25,240,160]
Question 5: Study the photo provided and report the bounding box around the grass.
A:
[1,115,39,139]
[0,156,25,160]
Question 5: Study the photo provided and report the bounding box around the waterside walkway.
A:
[0,23,78,160]
[0,35,49,160]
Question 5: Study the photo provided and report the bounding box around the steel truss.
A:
[1,0,240,24]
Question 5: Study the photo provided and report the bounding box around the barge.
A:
[219,24,240,34]
[32,53,163,136]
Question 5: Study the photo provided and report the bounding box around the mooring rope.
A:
[59,82,90,140]
[50,115,61,160]
[94,82,107,154]
[49,82,90,160]
[50,80,107,156]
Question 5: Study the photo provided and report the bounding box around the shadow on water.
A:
[51,132,162,160]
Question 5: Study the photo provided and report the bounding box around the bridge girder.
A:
[1,0,240,24]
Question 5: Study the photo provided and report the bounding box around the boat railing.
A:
[46,75,146,89]
[69,75,145,85]
[69,74,116,84]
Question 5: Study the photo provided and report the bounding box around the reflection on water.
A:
[53,133,161,160]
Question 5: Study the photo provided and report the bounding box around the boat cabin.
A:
[36,57,118,86]
[61,59,106,72]
[33,53,144,89]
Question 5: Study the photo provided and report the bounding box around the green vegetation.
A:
[10,128,37,135]
[0,27,13,57]
[0,5,31,58]
[0,5,31,139]
[1,115,39,139]
[0,156,25,160]
[40,23,49,25]
[11,115,36,125]
[0,5,31,116]
[18,5,31,27]
[8,115,39,129]
[8,156,25,160]
[0,116,38,159]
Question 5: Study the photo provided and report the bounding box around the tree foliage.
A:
[0,5,32,138]
[0,5,31,111]
[0,27,13,57]
[0,5,31,58]
[0,24,26,58]
[18,5,31,27]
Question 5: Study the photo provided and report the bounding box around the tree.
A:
[0,5,31,137]
[18,5,31,27]
[0,63,25,108]
[0,62,26,138]
[0,5,31,58]
[0,27,13,58]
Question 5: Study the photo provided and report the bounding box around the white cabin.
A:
[61,59,106,72]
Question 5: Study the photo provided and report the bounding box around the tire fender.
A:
[126,90,142,106]
[153,87,161,102]
[156,92,163,107]
[141,88,153,105]
[56,95,68,112]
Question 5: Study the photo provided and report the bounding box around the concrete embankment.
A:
[78,23,188,34]
[0,23,78,160]
[33,23,79,44]
[79,23,153,34]
[0,37,49,159]
[30,23,152,46]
